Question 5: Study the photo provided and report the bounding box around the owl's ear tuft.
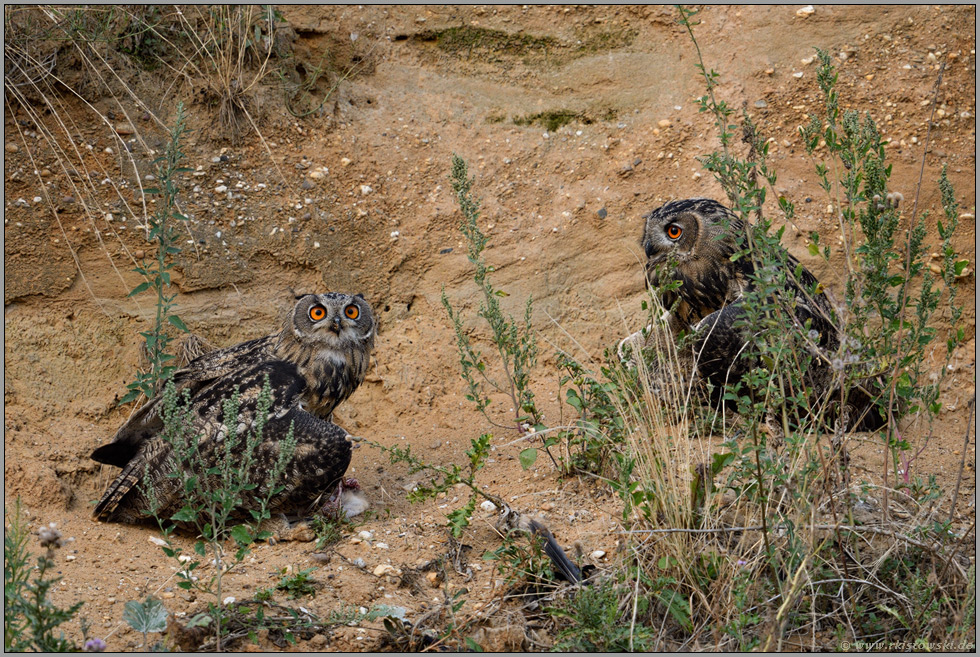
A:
[355,293,364,299]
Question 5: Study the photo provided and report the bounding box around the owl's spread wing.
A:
[92,334,278,468]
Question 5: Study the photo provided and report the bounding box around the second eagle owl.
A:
[91,292,376,523]
[624,198,881,430]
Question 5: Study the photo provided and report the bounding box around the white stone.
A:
[373,564,400,577]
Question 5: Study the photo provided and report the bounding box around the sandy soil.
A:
[3,4,976,651]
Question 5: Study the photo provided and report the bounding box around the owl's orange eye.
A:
[309,305,326,321]
[344,304,359,320]
[666,224,683,240]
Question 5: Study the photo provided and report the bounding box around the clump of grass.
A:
[172,5,279,143]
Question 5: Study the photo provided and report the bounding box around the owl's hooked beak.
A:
[645,248,669,267]
[329,316,342,334]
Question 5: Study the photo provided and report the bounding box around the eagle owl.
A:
[623,198,881,430]
[92,292,376,523]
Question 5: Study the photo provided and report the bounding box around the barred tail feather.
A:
[93,440,173,523]
[93,461,143,521]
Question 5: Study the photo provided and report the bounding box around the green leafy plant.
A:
[261,567,319,600]
[551,580,655,652]
[121,101,191,405]
[372,433,503,539]
[553,350,631,475]
[144,375,297,652]
[4,502,84,652]
[442,154,554,468]
[308,513,354,551]
[122,596,168,651]
[799,51,967,481]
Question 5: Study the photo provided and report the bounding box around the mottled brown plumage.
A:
[625,198,882,430]
[92,292,376,523]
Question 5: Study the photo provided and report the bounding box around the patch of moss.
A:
[575,27,639,54]
[415,26,558,57]
[514,110,584,132]
[511,107,620,132]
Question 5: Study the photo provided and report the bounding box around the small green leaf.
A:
[170,508,197,523]
[168,315,189,332]
[230,525,253,546]
[119,390,141,405]
[518,448,538,470]
[185,613,212,629]
[954,259,969,276]
[123,597,168,634]
[655,589,693,632]
[710,452,736,476]
[128,281,152,297]
[876,603,910,629]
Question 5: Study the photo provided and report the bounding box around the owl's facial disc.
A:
[302,294,374,345]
